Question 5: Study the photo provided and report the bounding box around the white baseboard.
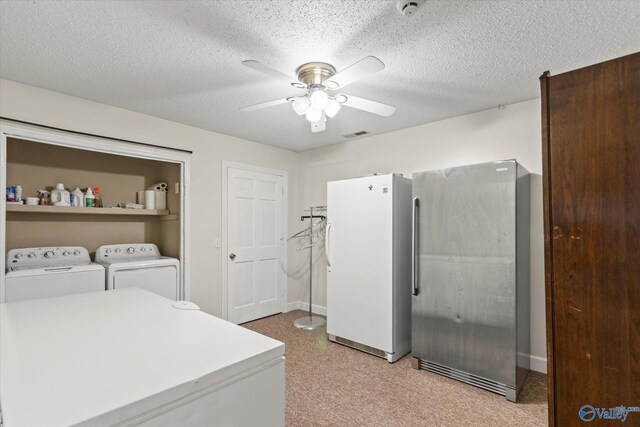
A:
[286,301,327,316]
[518,352,547,374]
[285,301,547,374]
[527,354,547,374]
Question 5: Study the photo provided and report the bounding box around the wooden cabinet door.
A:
[542,53,640,426]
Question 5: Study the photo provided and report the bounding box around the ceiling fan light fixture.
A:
[325,99,341,118]
[309,87,329,110]
[240,57,393,133]
[291,96,310,115]
[305,106,322,123]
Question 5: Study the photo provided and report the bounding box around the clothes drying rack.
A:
[288,206,326,330]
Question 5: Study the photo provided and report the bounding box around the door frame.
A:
[221,161,288,321]
[0,120,192,302]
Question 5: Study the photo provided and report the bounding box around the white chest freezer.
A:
[0,288,285,426]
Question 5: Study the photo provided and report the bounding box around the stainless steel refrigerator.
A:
[410,160,530,402]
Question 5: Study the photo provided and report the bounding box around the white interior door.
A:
[227,167,285,324]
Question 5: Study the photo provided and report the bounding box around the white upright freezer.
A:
[0,288,285,426]
[326,173,412,363]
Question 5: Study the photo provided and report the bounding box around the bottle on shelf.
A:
[15,185,22,202]
[37,190,49,205]
[84,186,96,207]
[50,183,71,207]
[71,187,84,207]
[6,186,16,202]
[94,187,103,208]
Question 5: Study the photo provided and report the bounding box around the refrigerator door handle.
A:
[325,222,332,267]
[412,196,419,296]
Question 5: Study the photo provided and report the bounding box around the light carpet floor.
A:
[243,310,548,427]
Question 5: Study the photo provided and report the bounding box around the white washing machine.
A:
[5,247,105,302]
[95,243,181,300]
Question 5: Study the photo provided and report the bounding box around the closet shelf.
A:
[6,204,170,216]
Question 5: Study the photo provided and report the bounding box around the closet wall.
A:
[6,137,181,256]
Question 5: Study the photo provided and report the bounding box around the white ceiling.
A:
[1,1,639,151]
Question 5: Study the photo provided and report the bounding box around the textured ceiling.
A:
[1,1,639,151]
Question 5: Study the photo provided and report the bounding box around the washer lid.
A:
[96,256,179,268]
[6,262,105,276]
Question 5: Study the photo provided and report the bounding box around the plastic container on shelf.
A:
[144,190,155,210]
[71,187,84,207]
[84,187,96,207]
[50,183,70,207]
[15,185,23,202]
[93,187,103,208]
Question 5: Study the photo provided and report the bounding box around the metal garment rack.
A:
[293,206,327,330]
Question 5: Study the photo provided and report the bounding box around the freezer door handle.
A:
[412,196,419,296]
[325,222,332,267]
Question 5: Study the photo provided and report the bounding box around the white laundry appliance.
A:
[326,173,412,362]
[0,288,285,426]
[5,246,105,302]
[95,243,181,300]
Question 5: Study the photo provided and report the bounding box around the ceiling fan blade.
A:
[340,94,396,117]
[242,60,297,84]
[325,56,385,89]
[240,98,290,112]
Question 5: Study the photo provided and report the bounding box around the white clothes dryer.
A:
[5,247,105,302]
[95,244,181,300]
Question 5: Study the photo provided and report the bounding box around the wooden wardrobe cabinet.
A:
[540,53,639,426]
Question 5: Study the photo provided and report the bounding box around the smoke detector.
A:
[396,0,425,16]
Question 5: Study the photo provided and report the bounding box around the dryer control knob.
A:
[44,251,55,259]
[105,249,111,254]
[127,247,135,254]
[74,250,80,256]
[140,247,146,252]
[27,252,36,258]
[115,248,121,253]
[62,251,70,256]
[14,253,23,259]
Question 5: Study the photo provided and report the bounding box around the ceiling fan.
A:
[239,56,396,133]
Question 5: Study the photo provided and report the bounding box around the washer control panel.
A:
[6,247,91,270]
[95,243,160,262]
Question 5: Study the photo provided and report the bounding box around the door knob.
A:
[229,253,236,260]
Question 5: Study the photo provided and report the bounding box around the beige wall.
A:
[1,79,545,361]
[1,78,302,316]
[296,99,546,360]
